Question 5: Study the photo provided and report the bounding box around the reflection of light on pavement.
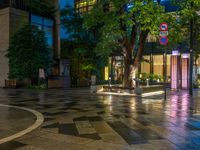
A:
[141,91,164,97]
[130,99,136,111]
[170,95,178,117]
[167,92,190,127]
[108,95,113,112]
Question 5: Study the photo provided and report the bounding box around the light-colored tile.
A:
[92,121,114,134]
[75,121,96,135]
[100,133,128,145]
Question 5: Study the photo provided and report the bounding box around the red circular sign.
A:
[160,22,168,31]
[159,36,168,45]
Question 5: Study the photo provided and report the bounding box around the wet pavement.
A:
[0,88,200,150]
[0,105,36,140]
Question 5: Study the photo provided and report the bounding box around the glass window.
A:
[43,27,53,47]
[31,14,42,24]
[141,55,150,74]
[153,55,163,76]
[30,14,54,47]
[43,18,53,27]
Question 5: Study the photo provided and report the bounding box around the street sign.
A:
[160,22,168,31]
[160,31,168,36]
[159,36,168,45]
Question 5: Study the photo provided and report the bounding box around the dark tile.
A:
[176,143,200,150]
[135,129,163,140]
[59,123,78,136]
[94,104,105,108]
[97,111,106,114]
[0,141,26,150]
[73,116,88,121]
[44,117,55,122]
[88,116,103,121]
[42,111,67,116]
[108,121,147,144]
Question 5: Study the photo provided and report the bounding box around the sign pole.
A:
[164,46,167,100]
[160,22,168,100]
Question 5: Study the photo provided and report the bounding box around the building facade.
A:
[0,0,61,87]
[75,0,96,13]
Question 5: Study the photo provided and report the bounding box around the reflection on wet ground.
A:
[0,88,200,149]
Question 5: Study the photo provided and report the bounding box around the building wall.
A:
[10,8,29,36]
[0,8,10,87]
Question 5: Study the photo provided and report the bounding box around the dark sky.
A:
[60,0,73,8]
[60,0,74,38]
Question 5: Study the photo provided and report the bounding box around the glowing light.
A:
[181,58,189,89]
[105,66,109,80]
[171,56,178,89]
[172,50,180,56]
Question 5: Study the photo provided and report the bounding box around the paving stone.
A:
[1,89,200,149]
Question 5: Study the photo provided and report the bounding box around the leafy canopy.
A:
[7,25,53,80]
[84,0,165,58]
[61,5,106,77]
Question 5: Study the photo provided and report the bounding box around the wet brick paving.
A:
[0,88,200,149]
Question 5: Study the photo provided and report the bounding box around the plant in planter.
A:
[6,25,53,87]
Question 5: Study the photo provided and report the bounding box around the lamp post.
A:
[189,2,194,96]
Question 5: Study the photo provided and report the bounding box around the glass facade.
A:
[141,56,150,74]
[140,54,171,79]
[75,0,97,13]
[153,55,163,76]
[30,14,54,47]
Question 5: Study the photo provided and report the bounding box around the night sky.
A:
[60,0,74,38]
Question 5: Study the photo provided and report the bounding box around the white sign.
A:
[160,22,168,31]
[39,68,45,78]
[172,50,180,56]
[160,31,168,37]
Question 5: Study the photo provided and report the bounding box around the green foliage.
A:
[61,5,107,80]
[84,0,165,57]
[6,25,53,80]
[137,73,163,83]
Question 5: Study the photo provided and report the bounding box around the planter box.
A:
[5,79,17,88]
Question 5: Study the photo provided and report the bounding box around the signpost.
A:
[160,22,168,100]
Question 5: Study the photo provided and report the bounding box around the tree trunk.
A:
[123,54,131,88]
[122,30,149,88]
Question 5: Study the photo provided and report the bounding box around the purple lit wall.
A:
[171,53,181,90]
[171,56,178,89]
[181,54,189,89]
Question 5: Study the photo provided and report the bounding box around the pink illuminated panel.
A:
[181,58,189,89]
[171,56,179,89]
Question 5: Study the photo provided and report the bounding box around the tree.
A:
[84,0,167,87]
[6,25,53,81]
[61,5,106,83]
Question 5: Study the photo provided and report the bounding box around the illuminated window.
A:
[75,0,97,13]
[141,55,150,74]
[153,55,163,76]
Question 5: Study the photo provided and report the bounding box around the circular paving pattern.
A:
[0,104,44,144]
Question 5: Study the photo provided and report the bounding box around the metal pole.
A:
[164,46,167,100]
[189,2,194,95]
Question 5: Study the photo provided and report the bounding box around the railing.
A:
[0,0,27,10]
[0,0,10,9]
[10,0,27,10]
